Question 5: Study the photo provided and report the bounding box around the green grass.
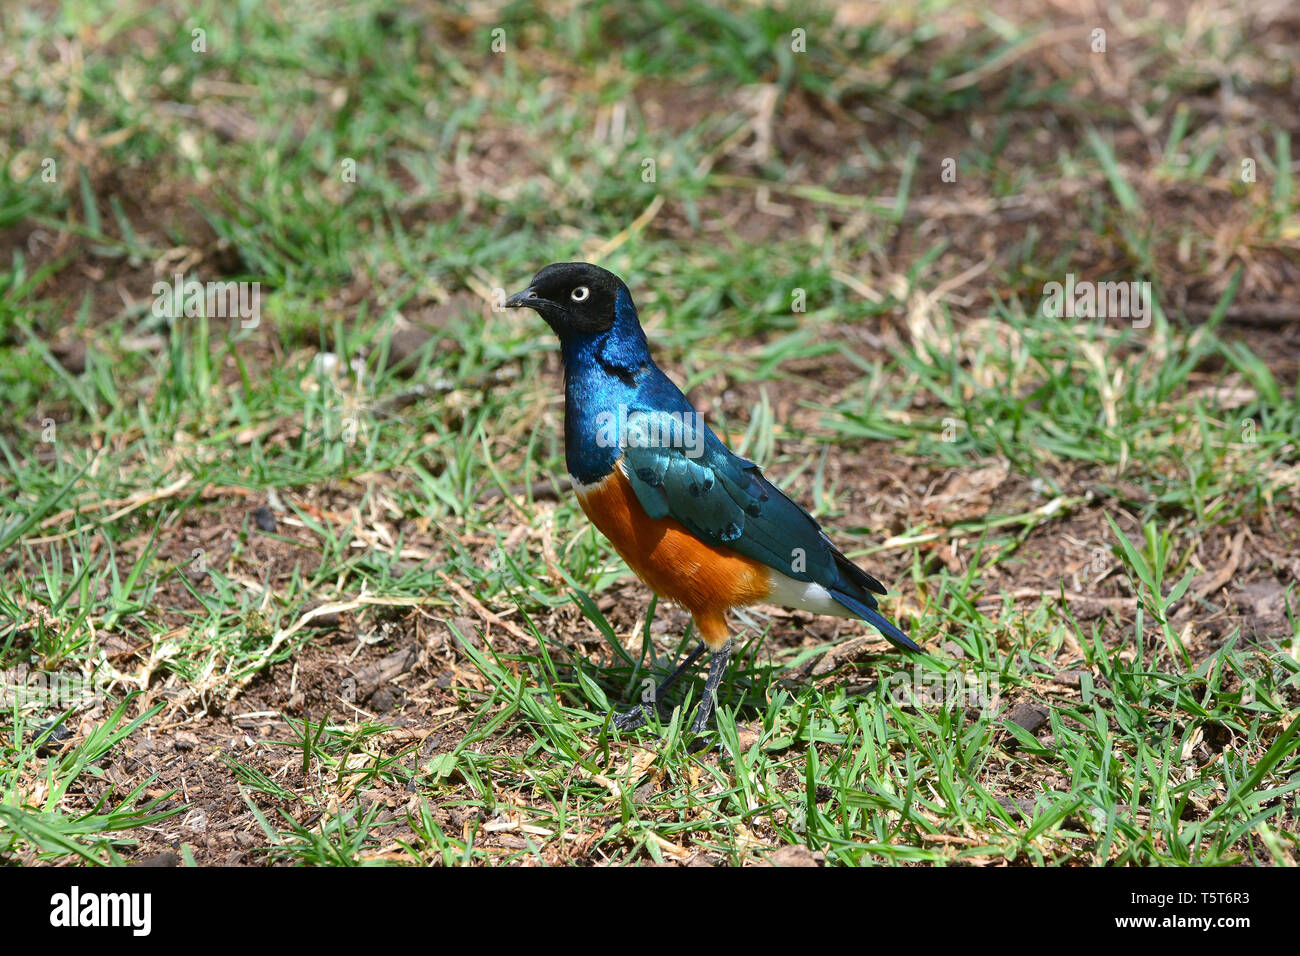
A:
[0,696,179,863]
[0,0,1297,865]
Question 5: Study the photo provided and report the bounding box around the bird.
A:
[505,262,919,738]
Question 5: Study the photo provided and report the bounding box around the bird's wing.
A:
[620,410,917,650]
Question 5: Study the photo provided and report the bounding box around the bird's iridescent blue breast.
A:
[561,288,658,485]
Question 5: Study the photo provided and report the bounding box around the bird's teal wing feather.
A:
[619,410,917,651]
[621,413,837,575]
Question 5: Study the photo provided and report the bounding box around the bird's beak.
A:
[504,287,538,309]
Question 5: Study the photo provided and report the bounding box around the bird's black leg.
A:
[613,642,707,732]
[688,640,733,737]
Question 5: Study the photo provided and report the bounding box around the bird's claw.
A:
[612,703,651,732]
[686,734,721,755]
[611,704,724,756]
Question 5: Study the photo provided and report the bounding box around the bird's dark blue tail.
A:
[829,588,921,652]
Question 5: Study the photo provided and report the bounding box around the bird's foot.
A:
[686,734,719,755]
[614,700,724,754]
[612,703,651,732]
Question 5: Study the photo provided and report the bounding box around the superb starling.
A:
[506,262,918,736]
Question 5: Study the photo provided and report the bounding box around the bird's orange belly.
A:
[574,466,770,649]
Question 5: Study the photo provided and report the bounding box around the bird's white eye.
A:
[570,286,590,302]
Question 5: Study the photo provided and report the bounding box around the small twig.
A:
[590,194,665,263]
[478,476,570,504]
[1183,301,1300,327]
[222,595,447,702]
[435,570,537,647]
[25,473,194,545]
[866,495,1086,554]
[941,27,1082,93]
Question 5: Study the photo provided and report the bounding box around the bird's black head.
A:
[504,262,626,336]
